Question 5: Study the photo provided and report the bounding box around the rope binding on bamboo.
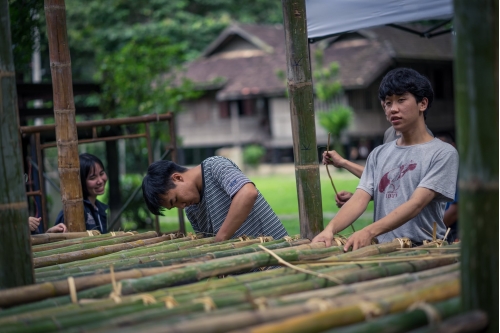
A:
[407,301,442,325]
[395,237,412,248]
[108,265,122,304]
[131,294,157,305]
[252,297,268,310]
[306,298,332,311]
[161,296,179,309]
[357,301,383,319]
[193,297,217,312]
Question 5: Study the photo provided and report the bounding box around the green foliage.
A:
[243,144,266,168]
[318,106,353,138]
[98,36,200,117]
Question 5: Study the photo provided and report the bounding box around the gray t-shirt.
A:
[357,138,458,244]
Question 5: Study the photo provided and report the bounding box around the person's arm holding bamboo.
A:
[322,150,365,178]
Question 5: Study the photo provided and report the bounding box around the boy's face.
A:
[159,173,200,210]
[381,92,428,132]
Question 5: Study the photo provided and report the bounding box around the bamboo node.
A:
[67,277,78,304]
[306,298,332,311]
[357,301,383,319]
[131,294,157,305]
[408,301,442,325]
[193,297,217,312]
[395,237,412,248]
[252,297,268,310]
[161,296,179,309]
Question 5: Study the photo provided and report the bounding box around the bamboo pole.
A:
[0,0,35,288]
[30,230,101,245]
[454,1,499,332]
[44,0,85,231]
[32,231,132,252]
[33,231,158,257]
[407,310,488,333]
[281,0,323,239]
[33,232,161,268]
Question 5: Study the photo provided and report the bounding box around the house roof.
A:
[182,23,453,100]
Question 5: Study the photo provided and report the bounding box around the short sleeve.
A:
[210,157,252,198]
[357,151,376,197]
[418,150,458,201]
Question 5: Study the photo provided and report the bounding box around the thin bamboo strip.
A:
[33,231,159,257]
[32,231,134,252]
[31,231,101,245]
[319,238,411,261]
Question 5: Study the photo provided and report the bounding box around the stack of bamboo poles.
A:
[0,231,464,333]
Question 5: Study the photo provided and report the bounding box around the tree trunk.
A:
[454,1,499,332]
[44,0,85,231]
[0,0,35,288]
[281,0,323,239]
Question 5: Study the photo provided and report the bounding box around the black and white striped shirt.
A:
[185,156,288,240]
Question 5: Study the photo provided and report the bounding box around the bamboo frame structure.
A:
[20,113,184,234]
[0,0,34,288]
[454,1,499,331]
[281,0,323,239]
[44,0,85,231]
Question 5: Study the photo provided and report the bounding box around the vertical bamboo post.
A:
[169,113,186,234]
[454,0,499,331]
[281,0,323,239]
[44,0,85,231]
[0,0,35,287]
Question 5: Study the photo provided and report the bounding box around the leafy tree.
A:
[313,49,353,156]
[243,144,266,169]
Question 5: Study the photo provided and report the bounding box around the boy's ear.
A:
[418,97,429,111]
[171,173,184,183]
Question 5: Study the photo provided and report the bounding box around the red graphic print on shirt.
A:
[378,161,417,198]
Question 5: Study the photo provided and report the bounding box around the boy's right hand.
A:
[28,217,41,231]
[335,191,353,208]
[322,150,345,168]
[311,229,334,247]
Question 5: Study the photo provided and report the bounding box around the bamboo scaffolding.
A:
[31,231,101,245]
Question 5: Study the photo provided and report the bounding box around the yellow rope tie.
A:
[408,301,442,326]
[131,294,157,305]
[108,265,123,304]
[168,233,177,240]
[252,297,268,310]
[187,232,197,240]
[357,301,382,320]
[193,297,217,312]
[162,296,179,309]
[283,236,293,243]
[67,277,78,304]
[257,245,344,284]
[126,231,135,235]
[395,237,412,248]
[86,230,93,237]
[259,237,265,243]
[110,231,116,236]
[238,236,245,242]
[306,298,332,311]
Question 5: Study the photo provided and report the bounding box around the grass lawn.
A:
[159,168,374,237]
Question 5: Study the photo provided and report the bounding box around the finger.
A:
[344,238,353,252]
[325,238,332,247]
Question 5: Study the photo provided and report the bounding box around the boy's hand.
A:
[311,229,334,247]
[47,224,67,233]
[335,191,353,208]
[28,217,41,231]
[343,228,375,252]
[322,150,345,168]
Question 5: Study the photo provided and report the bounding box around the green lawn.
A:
[159,170,374,237]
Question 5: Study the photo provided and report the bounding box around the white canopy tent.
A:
[306,0,454,42]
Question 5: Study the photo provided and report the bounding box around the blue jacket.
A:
[55,199,108,234]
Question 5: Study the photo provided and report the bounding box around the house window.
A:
[242,99,256,116]
[219,101,230,118]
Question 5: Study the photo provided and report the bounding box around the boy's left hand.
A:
[344,228,375,252]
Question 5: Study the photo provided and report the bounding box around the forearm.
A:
[324,190,370,234]
[443,204,458,227]
[364,191,434,238]
[216,184,258,241]
[340,160,364,178]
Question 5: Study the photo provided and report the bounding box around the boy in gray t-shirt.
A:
[313,68,458,250]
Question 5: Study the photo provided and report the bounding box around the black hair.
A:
[435,131,456,145]
[142,160,188,216]
[79,153,105,199]
[378,68,434,119]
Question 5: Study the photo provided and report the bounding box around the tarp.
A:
[306,0,453,42]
